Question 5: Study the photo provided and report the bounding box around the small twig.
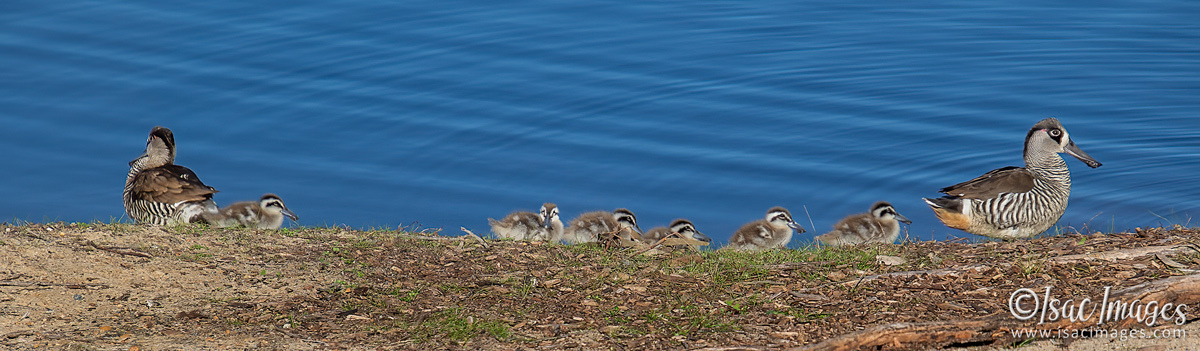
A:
[632,231,698,254]
[0,281,109,289]
[633,237,668,256]
[850,275,866,293]
[391,233,457,241]
[600,229,624,249]
[22,231,48,242]
[760,262,832,270]
[2,329,37,339]
[802,205,816,235]
[86,240,152,258]
[460,227,490,248]
[0,281,48,287]
[599,228,644,249]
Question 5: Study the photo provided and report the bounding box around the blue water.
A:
[3,1,1198,246]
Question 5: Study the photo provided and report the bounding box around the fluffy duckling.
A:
[563,208,642,245]
[488,203,564,242]
[204,194,299,229]
[642,219,711,245]
[815,201,911,246]
[725,207,805,251]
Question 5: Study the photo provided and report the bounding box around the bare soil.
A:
[2,222,1198,350]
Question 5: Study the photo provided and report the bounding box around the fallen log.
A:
[793,273,1200,351]
[1046,244,1199,264]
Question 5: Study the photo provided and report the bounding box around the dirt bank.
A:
[2,222,1197,350]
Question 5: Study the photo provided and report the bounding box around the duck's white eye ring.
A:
[1049,129,1062,137]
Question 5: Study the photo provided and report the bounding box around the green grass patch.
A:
[396,308,510,342]
[440,309,510,341]
[394,290,420,302]
[177,248,213,262]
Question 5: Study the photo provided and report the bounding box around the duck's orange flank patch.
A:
[931,207,969,230]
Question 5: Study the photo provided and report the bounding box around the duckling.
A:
[642,219,712,246]
[123,126,218,225]
[815,201,911,246]
[488,203,564,242]
[726,207,805,251]
[563,208,642,245]
[203,194,299,229]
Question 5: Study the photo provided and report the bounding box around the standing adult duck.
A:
[923,118,1102,239]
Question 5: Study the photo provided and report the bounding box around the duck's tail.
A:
[923,197,969,230]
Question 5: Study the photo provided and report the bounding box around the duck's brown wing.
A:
[938,166,1034,200]
[130,165,218,203]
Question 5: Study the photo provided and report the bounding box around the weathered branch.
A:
[1046,244,1199,264]
[86,240,152,258]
